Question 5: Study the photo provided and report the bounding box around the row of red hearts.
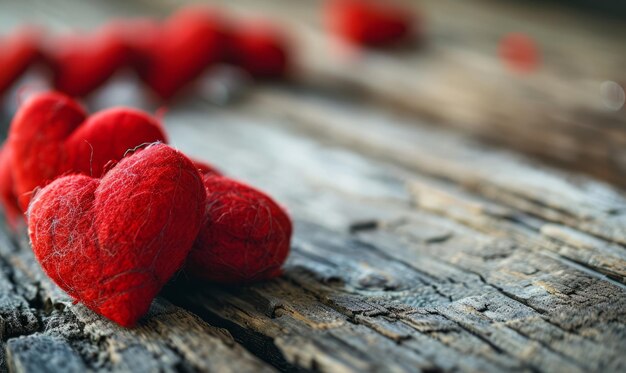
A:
[0,6,291,101]
[0,91,292,327]
[0,1,416,101]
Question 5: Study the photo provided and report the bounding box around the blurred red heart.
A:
[44,27,129,97]
[136,7,228,100]
[8,92,167,210]
[29,144,206,327]
[187,175,292,283]
[226,22,290,79]
[107,18,162,73]
[0,27,41,96]
[325,0,415,47]
[499,33,540,73]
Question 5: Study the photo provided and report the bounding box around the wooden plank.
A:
[241,87,626,256]
[148,0,626,188]
[0,65,624,373]
[156,93,626,372]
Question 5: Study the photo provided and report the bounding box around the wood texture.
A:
[0,0,625,372]
[159,0,626,188]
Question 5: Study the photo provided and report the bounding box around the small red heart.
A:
[187,175,292,283]
[498,33,540,73]
[28,144,206,327]
[325,0,415,47]
[107,18,162,73]
[226,22,290,79]
[136,7,228,100]
[0,27,41,97]
[8,92,167,210]
[44,27,129,97]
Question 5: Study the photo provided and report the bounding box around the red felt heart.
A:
[0,27,41,97]
[187,175,292,283]
[7,92,167,210]
[325,0,415,47]
[44,27,129,97]
[136,7,228,100]
[226,22,290,79]
[28,144,206,327]
[107,18,162,73]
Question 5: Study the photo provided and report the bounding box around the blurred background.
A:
[1,0,625,188]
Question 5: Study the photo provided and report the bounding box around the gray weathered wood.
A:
[157,93,626,372]
[150,0,626,188]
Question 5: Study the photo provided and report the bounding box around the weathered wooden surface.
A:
[1,0,626,372]
[156,0,626,188]
[2,86,625,371]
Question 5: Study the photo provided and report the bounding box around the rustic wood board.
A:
[0,0,625,372]
[2,86,626,372]
[155,0,626,188]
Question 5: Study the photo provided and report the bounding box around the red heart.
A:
[499,33,540,73]
[226,22,290,79]
[44,27,129,97]
[8,92,167,210]
[0,27,41,97]
[106,18,162,73]
[136,7,228,100]
[28,144,206,327]
[325,0,415,47]
[187,175,292,283]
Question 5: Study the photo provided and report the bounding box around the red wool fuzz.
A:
[325,0,415,47]
[227,23,290,79]
[8,91,167,210]
[137,7,228,100]
[187,175,292,283]
[0,27,41,97]
[193,159,222,177]
[28,144,206,327]
[44,28,129,97]
[0,145,22,228]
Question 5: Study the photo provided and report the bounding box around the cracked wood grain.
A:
[156,95,625,372]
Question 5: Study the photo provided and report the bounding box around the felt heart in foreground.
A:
[0,27,41,96]
[325,0,415,47]
[136,7,228,100]
[8,92,167,210]
[44,28,129,97]
[226,22,290,79]
[28,144,206,327]
[187,175,292,283]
